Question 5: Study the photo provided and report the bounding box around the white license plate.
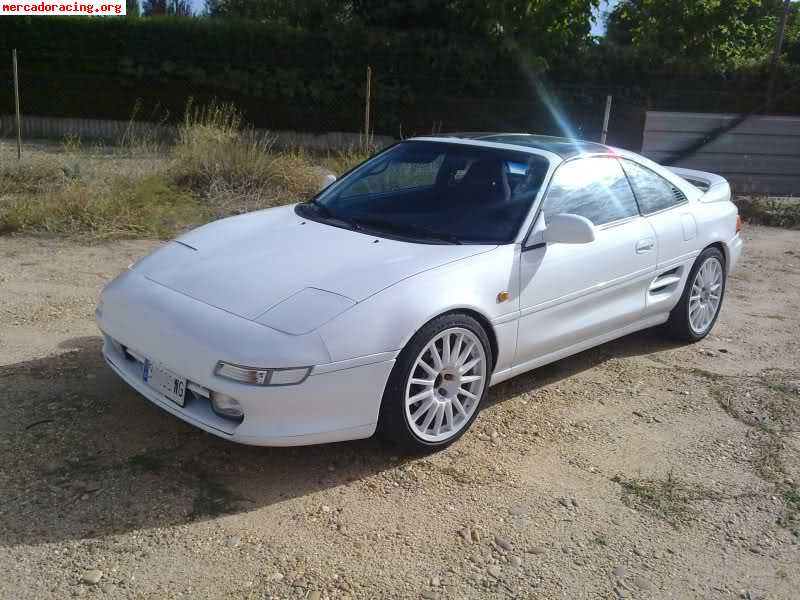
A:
[143,360,187,407]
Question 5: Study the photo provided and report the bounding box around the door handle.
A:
[636,238,655,253]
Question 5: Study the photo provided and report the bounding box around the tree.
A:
[142,0,193,16]
[605,0,787,66]
[784,1,800,57]
[205,0,346,27]
[356,0,601,44]
[126,0,140,16]
[206,0,600,50]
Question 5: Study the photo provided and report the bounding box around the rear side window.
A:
[620,159,687,214]
[543,157,638,226]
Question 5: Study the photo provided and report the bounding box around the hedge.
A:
[0,17,798,142]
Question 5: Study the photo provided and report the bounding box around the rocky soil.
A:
[1,225,799,599]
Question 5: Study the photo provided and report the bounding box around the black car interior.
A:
[320,142,550,243]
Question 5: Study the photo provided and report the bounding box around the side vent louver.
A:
[649,266,683,295]
[671,187,687,204]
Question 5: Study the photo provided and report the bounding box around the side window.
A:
[620,159,687,214]
[543,157,639,226]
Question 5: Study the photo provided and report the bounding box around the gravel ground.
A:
[1,225,799,600]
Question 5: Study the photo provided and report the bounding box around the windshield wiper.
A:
[302,203,462,244]
[302,200,362,232]
[349,217,462,245]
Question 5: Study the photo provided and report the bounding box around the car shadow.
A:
[0,329,681,548]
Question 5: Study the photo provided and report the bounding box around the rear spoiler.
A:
[666,167,731,203]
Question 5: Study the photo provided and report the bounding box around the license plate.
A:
[143,360,187,407]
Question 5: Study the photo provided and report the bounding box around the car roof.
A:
[404,133,703,201]
[413,132,613,159]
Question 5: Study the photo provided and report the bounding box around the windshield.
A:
[298,141,551,244]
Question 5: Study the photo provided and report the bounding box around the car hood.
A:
[132,205,495,321]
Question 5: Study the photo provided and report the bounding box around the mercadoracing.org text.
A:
[1,2,125,15]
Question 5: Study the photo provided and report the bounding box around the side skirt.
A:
[488,313,670,386]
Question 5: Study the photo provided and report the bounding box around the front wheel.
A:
[378,313,493,453]
[664,247,726,342]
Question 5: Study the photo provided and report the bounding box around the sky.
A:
[592,0,618,36]
[182,0,618,36]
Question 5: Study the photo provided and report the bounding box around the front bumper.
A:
[727,232,743,274]
[98,270,396,446]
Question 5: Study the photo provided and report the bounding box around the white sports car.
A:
[97,133,743,452]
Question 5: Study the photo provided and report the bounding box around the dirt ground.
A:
[1,225,799,600]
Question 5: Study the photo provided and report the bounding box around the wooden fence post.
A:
[13,49,23,160]
[600,95,612,144]
[363,65,372,149]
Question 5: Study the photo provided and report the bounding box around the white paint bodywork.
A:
[97,136,743,446]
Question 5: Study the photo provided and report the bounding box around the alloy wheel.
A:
[688,256,723,334]
[404,327,487,443]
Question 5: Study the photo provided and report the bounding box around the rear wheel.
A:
[664,247,726,342]
[378,313,492,453]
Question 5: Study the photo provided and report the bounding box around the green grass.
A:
[591,533,608,546]
[709,370,800,536]
[613,471,720,527]
[781,487,800,531]
[1,176,205,239]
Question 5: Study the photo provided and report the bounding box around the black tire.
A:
[377,313,493,454]
[664,246,726,342]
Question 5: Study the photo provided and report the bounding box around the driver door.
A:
[514,157,658,372]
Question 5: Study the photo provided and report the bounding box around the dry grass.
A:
[0,154,69,194]
[0,177,204,239]
[171,100,326,213]
[0,100,378,239]
[116,99,172,156]
[318,145,375,176]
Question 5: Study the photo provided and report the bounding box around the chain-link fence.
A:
[2,47,800,198]
[3,45,800,145]
[4,73,798,146]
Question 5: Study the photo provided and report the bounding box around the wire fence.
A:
[3,49,800,148]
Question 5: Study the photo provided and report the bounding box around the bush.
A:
[317,145,376,176]
[0,176,204,239]
[0,100,379,240]
[0,156,68,194]
[736,196,800,229]
[170,100,326,211]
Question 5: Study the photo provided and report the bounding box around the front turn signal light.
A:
[736,214,742,233]
[214,361,311,386]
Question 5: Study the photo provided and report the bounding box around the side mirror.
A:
[542,213,595,244]
[315,168,337,192]
[319,173,337,191]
